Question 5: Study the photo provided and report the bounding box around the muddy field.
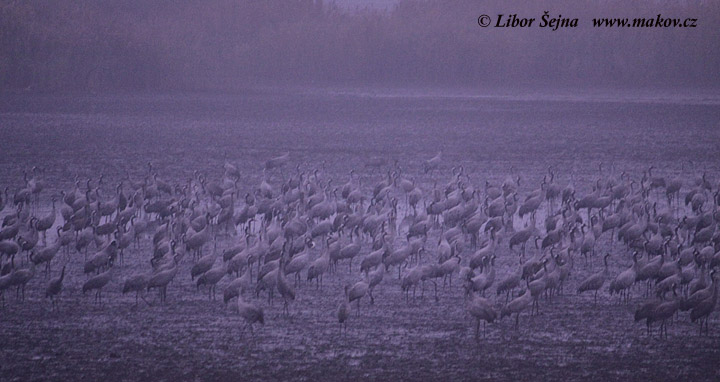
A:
[0,89,719,381]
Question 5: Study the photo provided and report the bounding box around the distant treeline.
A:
[1,0,718,91]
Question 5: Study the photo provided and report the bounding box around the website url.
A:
[477,12,699,30]
[593,15,697,28]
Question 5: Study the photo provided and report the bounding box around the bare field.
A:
[0,91,719,381]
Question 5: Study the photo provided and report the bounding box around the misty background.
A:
[1,0,718,92]
[1,3,720,381]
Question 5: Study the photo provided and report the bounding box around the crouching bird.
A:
[237,295,264,335]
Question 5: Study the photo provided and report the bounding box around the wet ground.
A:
[0,89,719,381]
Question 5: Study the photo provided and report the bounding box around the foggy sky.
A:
[0,0,717,91]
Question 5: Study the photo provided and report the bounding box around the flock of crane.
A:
[0,152,718,340]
